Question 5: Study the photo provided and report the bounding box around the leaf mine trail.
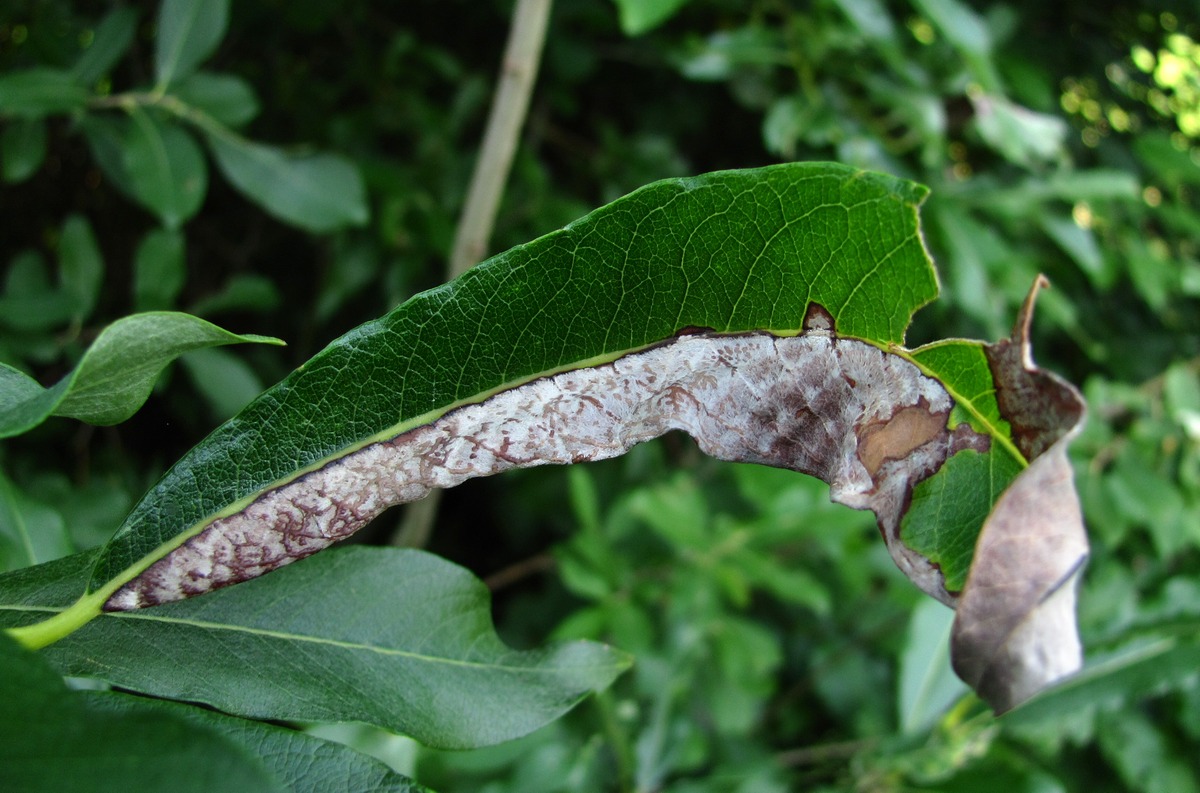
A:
[108,305,986,610]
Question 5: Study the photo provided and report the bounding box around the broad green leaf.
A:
[155,0,231,88]
[0,633,286,793]
[133,227,186,311]
[205,131,369,232]
[0,68,90,118]
[0,312,283,438]
[612,0,693,36]
[58,214,104,321]
[90,163,935,595]
[71,7,139,86]
[123,108,208,229]
[1,118,46,183]
[172,71,260,127]
[0,547,633,750]
[85,693,428,793]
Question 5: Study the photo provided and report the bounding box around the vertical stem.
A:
[393,0,554,548]
[449,0,553,279]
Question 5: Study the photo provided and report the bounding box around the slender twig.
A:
[448,0,553,278]
[392,0,553,548]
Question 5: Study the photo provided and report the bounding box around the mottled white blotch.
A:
[108,331,985,611]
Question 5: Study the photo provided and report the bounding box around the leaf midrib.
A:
[1,603,617,674]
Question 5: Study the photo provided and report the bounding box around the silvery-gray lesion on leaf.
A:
[107,303,987,611]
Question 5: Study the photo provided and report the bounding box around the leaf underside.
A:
[4,163,1088,717]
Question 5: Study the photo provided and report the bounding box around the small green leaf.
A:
[0,251,76,332]
[79,115,135,199]
[612,0,692,35]
[1,118,47,183]
[180,346,267,421]
[0,312,284,438]
[205,131,369,233]
[0,69,90,118]
[0,547,633,750]
[132,228,186,311]
[0,633,286,793]
[123,108,208,229]
[59,215,104,321]
[0,471,70,572]
[72,7,139,86]
[188,273,281,316]
[172,72,260,127]
[154,0,231,88]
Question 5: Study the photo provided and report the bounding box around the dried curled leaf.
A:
[950,277,1089,713]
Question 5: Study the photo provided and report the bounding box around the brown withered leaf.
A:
[950,277,1089,713]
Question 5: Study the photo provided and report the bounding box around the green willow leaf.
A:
[0,312,283,438]
[71,7,139,86]
[0,547,632,750]
[1,118,47,183]
[154,0,230,89]
[0,68,90,119]
[6,164,1086,713]
[123,108,208,229]
[204,130,369,232]
[172,72,260,127]
[0,633,286,793]
[88,162,934,596]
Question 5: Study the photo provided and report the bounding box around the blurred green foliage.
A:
[1,0,1198,790]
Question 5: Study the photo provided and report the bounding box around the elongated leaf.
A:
[89,163,935,597]
[1,118,47,183]
[59,214,104,321]
[123,108,208,229]
[0,633,286,793]
[0,312,283,438]
[205,131,369,232]
[172,71,260,127]
[132,227,186,311]
[155,0,230,88]
[9,164,1088,713]
[0,547,632,749]
[71,7,139,86]
[0,69,90,118]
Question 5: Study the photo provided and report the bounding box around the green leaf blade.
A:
[72,8,139,86]
[205,132,369,233]
[0,547,633,750]
[154,0,230,88]
[123,109,209,229]
[0,68,90,119]
[90,163,935,589]
[0,312,283,438]
[0,632,287,793]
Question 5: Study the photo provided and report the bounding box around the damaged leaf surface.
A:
[9,163,1089,715]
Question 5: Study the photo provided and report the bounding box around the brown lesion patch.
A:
[856,401,948,478]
